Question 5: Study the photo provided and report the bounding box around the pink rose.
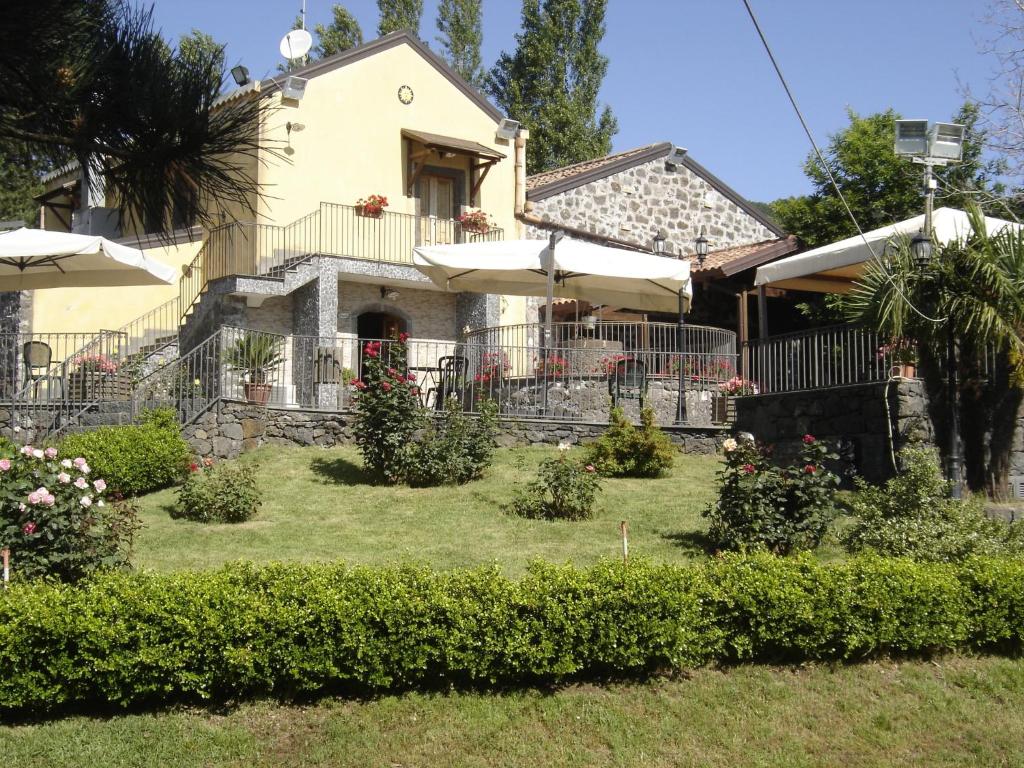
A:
[58,472,71,484]
[0,459,10,471]
[44,447,58,459]
[73,457,86,468]
[80,463,90,475]
[31,449,43,459]
[381,381,392,392]
[22,521,36,535]
[27,491,41,505]
[80,496,92,508]
[585,464,596,473]
[802,434,816,445]
[43,494,55,507]
[74,477,88,490]
[93,479,107,492]
[20,445,33,457]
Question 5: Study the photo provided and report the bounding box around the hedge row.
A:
[1,554,1022,713]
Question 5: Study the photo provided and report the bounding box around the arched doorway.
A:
[357,311,406,342]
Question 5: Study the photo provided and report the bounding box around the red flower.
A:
[409,386,420,396]
[398,332,409,343]
[802,434,816,444]
[203,457,214,468]
[742,463,756,474]
[352,379,366,390]
[189,462,200,472]
[21,521,36,535]
[804,465,816,474]
[381,381,392,392]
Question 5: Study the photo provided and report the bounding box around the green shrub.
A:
[175,458,261,523]
[704,434,840,554]
[351,337,425,483]
[0,435,16,458]
[584,406,675,478]
[508,450,602,520]
[0,554,1022,714]
[843,447,1024,562]
[403,399,499,487]
[59,408,190,496]
[0,444,139,581]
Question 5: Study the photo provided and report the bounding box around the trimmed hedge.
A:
[58,408,190,496]
[0,554,1022,714]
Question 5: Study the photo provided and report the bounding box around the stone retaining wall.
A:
[733,379,935,484]
[182,400,726,459]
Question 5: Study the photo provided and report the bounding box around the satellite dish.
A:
[279,29,313,61]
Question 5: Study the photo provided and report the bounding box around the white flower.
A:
[557,440,571,452]
[61,459,73,468]
[80,496,92,508]
[12,426,20,433]
[80,463,90,475]
[31,449,43,459]
[97,499,105,507]
[57,472,71,484]
[722,438,738,453]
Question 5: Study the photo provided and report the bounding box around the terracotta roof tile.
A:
[526,143,668,192]
[691,236,799,277]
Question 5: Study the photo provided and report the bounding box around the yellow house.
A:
[29,31,528,369]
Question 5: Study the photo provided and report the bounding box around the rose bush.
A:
[0,444,138,581]
[703,434,839,554]
[175,457,261,523]
[507,448,602,521]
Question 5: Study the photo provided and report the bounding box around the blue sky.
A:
[147,0,1003,203]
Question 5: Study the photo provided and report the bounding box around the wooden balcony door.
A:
[417,175,457,246]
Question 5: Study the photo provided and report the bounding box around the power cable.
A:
[740,0,946,324]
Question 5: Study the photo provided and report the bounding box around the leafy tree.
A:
[487,0,618,173]
[377,0,423,37]
[771,106,1002,249]
[178,28,225,75]
[845,204,1024,495]
[436,0,484,86]
[314,4,363,58]
[0,0,269,237]
[0,140,48,226]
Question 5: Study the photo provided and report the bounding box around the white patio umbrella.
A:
[0,228,177,289]
[754,207,1021,293]
[413,234,692,315]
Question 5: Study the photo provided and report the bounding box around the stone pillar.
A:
[292,262,339,408]
[455,293,500,337]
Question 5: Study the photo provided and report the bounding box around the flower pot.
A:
[68,371,129,401]
[357,205,383,219]
[243,382,273,405]
[890,363,917,379]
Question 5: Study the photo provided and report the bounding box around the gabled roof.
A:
[526,142,785,237]
[259,31,503,122]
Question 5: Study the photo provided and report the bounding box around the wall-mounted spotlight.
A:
[665,146,688,170]
[230,65,250,87]
[495,117,520,141]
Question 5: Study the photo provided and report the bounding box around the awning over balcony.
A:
[403,129,506,205]
[754,207,1022,294]
[402,129,506,162]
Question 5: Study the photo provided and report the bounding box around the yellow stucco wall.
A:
[29,239,200,334]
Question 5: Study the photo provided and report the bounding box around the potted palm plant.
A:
[224,332,284,405]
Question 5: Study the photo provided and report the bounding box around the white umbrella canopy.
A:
[0,228,177,289]
[754,207,1023,293]
[413,236,692,313]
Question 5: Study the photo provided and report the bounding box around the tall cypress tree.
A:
[377,0,423,37]
[487,0,617,173]
[314,5,363,58]
[436,0,484,87]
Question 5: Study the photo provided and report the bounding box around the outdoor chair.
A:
[427,355,468,410]
[22,341,63,399]
[608,357,646,410]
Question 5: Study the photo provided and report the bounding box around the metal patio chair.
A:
[22,341,64,399]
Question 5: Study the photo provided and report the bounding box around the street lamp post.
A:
[895,119,965,497]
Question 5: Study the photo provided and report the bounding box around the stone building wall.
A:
[527,155,777,254]
[339,281,458,341]
[181,400,726,460]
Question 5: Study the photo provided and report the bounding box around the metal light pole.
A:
[895,119,965,497]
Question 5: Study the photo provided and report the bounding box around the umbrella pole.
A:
[676,288,688,424]
[543,232,563,416]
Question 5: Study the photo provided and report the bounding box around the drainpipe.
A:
[514,129,529,217]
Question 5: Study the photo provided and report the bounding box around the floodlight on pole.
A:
[894,117,966,499]
[230,65,250,86]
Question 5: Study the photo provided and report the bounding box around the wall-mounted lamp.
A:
[652,229,668,255]
[694,226,709,268]
[230,65,250,86]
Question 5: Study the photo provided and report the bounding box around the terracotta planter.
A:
[243,382,273,405]
[357,205,383,219]
[890,363,917,379]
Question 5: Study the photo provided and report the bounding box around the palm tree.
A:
[845,203,1024,495]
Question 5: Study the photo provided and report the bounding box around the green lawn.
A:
[133,445,724,574]
[4,657,1023,767]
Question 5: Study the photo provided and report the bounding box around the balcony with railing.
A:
[180,202,506,319]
